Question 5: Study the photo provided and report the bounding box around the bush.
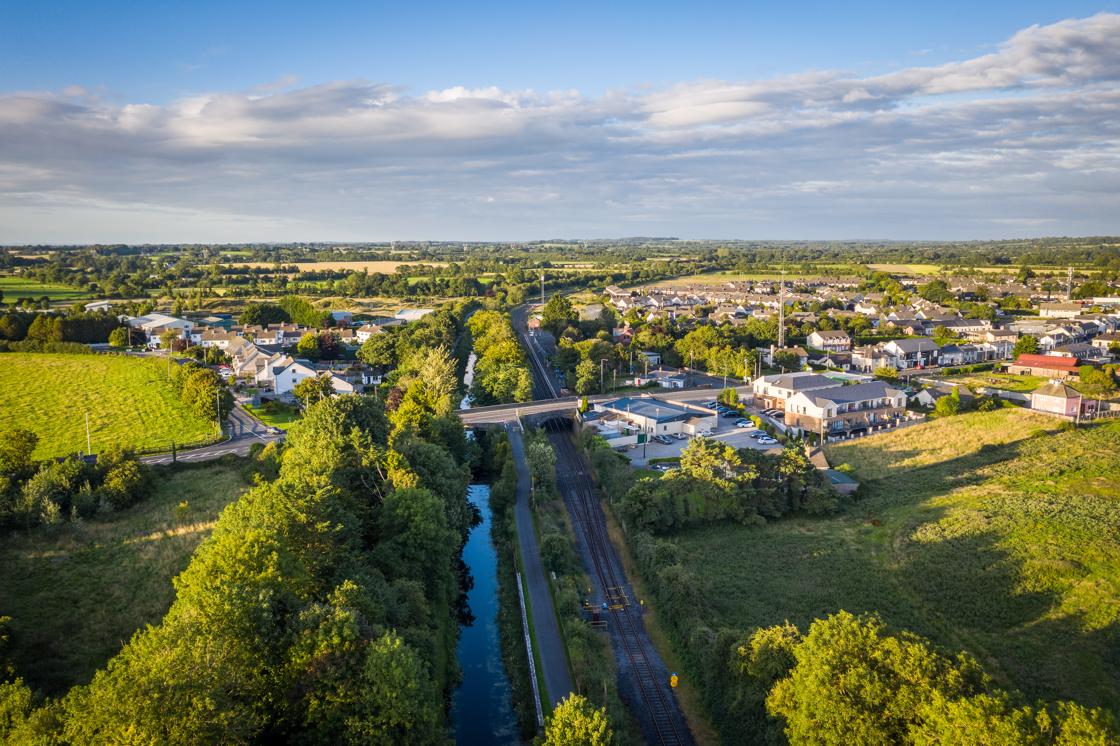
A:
[98,460,149,511]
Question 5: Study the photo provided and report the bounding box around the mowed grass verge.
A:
[0,461,249,693]
[670,408,1120,713]
[0,353,216,458]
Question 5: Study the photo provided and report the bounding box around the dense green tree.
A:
[542,293,578,337]
[295,332,321,360]
[108,327,129,348]
[238,302,290,326]
[293,373,336,407]
[1013,335,1039,357]
[541,694,613,746]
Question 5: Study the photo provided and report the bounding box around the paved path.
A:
[506,423,574,710]
[142,404,282,465]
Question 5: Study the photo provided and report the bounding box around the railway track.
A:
[549,427,691,746]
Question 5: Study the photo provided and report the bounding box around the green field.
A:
[244,400,301,430]
[0,353,217,458]
[670,409,1120,713]
[0,462,248,693]
[0,275,89,301]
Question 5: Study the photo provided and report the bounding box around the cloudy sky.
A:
[1,1,1118,243]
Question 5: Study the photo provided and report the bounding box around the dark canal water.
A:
[452,484,519,744]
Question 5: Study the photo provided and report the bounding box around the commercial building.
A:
[584,396,717,442]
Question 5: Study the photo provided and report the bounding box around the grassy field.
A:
[670,409,1120,713]
[0,275,89,301]
[0,354,216,458]
[865,263,942,274]
[943,371,1118,398]
[244,400,301,430]
[0,462,249,693]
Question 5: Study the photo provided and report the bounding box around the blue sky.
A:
[1,2,1118,242]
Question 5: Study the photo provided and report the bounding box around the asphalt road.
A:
[142,404,282,465]
[506,423,575,709]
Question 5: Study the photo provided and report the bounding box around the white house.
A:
[257,356,318,396]
[84,300,113,313]
[807,329,852,352]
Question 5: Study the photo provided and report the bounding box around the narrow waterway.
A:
[452,484,519,744]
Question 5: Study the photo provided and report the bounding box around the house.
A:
[199,329,242,349]
[1052,342,1106,361]
[355,323,383,343]
[853,338,940,372]
[752,372,842,410]
[769,346,809,369]
[589,396,717,438]
[632,367,687,389]
[1039,302,1083,319]
[1006,353,1083,380]
[1091,332,1120,356]
[808,330,852,352]
[327,372,358,395]
[127,313,195,347]
[783,381,907,436]
[84,300,113,313]
[937,343,983,367]
[329,310,353,326]
[1030,380,1082,417]
[913,382,974,408]
[637,350,661,367]
[257,356,318,396]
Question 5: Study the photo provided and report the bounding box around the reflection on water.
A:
[452,484,518,745]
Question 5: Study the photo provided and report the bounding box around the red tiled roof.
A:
[1013,354,1081,371]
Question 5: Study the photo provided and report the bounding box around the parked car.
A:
[673,432,688,440]
[653,434,673,445]
[757,436,779,445]
[696,429,714,437]
[735,419,752,428]
[721,410,739,418]
[652,463,672,472]
[747,429,767,438]
[704,401,718,408]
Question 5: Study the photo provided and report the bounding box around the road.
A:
[506,423,575,709]
[142,404,282,465]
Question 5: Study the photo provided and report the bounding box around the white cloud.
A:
[0,13,1118,242]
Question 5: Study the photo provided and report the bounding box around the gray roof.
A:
[889,338,940,353]
[771,373,839,391]
[599,397,710,424]
[811,381,899,406]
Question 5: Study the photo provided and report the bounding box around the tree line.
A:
[0,344,478,741]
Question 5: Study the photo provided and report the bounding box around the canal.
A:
[452,484,519,744]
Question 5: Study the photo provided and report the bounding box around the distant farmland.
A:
[225,260,447,273]
[0,275,89,301]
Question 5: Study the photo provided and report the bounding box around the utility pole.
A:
[1066,266,1073,302]
[778,269,786,350]
[600,358,606,394]
[541,273,545,307]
